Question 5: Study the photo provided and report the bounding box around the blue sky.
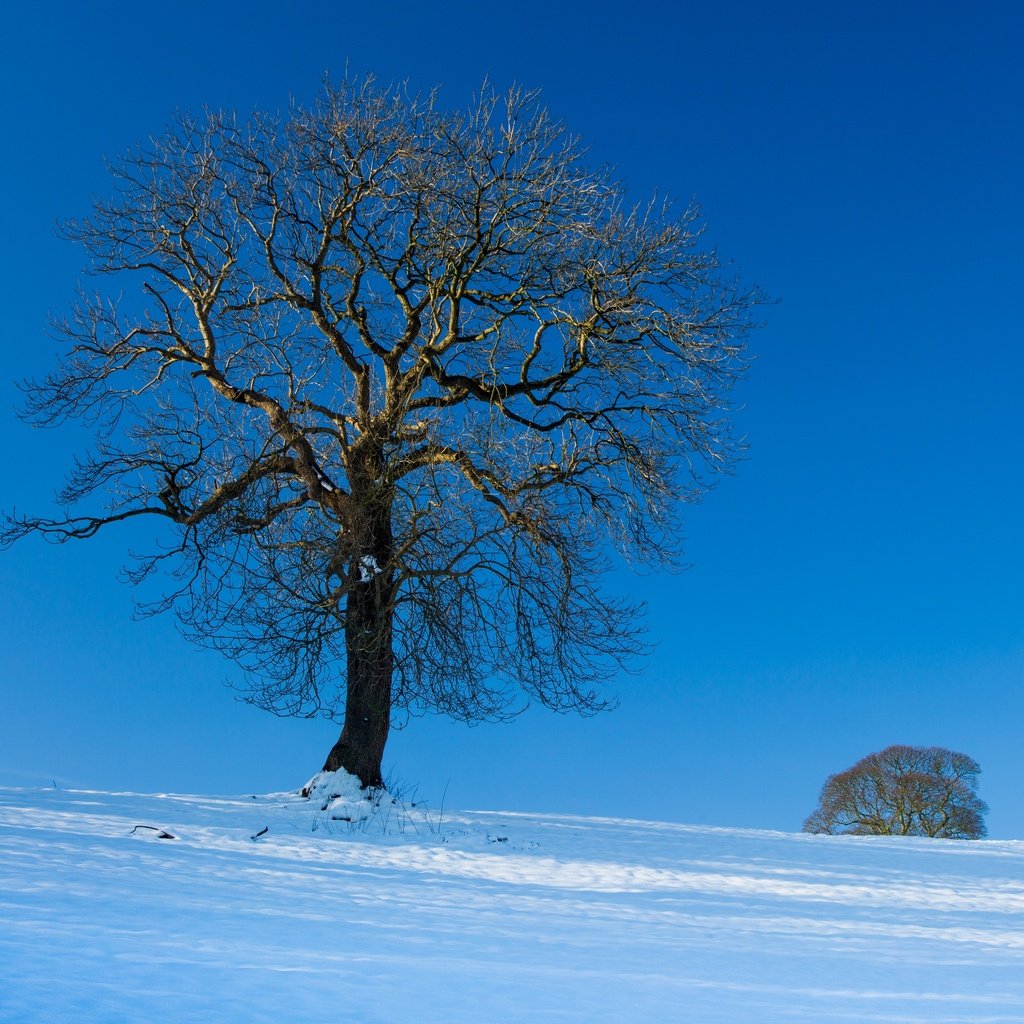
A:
[1,1,1021,836]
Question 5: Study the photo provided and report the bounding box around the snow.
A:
[2,778,1023,1023]
[358,554,383,582]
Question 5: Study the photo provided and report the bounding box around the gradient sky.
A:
[2,1,1021,837]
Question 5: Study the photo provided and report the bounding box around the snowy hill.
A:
[2,779,1023,1023]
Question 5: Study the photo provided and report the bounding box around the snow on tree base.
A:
[300,769,435,836]
[300,768,368,806]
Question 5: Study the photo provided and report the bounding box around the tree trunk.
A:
[320,491,394,789]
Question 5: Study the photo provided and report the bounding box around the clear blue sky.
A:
[1,1,1021,836]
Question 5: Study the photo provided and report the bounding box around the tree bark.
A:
[321,492,394,789]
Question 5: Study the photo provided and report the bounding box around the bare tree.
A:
[3,76,760,788]
[803,745,988,839]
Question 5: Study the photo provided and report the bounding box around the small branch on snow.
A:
[250,826,269,840]
[129,825,177,840]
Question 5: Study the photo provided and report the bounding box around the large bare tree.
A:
[3,77,759,788]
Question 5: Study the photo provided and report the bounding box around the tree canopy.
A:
[803,745,988,839]
[3,76,761,786]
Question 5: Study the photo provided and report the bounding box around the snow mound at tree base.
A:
[300,767,367,804]
[300,768,442,836]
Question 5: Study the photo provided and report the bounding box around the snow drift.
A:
[1,779,1022,1023]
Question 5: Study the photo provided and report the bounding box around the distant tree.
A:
[2,76,760,789]
[803,745,988,839]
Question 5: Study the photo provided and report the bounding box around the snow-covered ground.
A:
[2,776,1022,1023]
